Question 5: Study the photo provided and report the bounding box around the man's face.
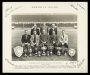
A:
[34,24,37,29]
[25,30,28,35]
[52,24,55,28]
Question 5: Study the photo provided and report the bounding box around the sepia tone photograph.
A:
[3,2,88,73]
[12,14,77,61]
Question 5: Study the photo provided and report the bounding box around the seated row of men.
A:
[21,24,68,56]
[21,29,68,47]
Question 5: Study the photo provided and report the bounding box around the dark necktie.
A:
[34,35,36,43]
[63,34,64,38]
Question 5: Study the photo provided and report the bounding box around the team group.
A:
[21,23,69,56]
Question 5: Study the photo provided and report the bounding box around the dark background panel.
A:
[12,14,77,22]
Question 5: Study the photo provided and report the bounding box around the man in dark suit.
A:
[49,30,61,54]
[49,23,57,35]
[49,30,58,45]
[21,30,30,46]
[31,24,40,35]
[21,30,31,56]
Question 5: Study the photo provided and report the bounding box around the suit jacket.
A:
[30,34,39,46]
[49,27,57,35]
[49,34,58,43]
[31,28,40,35]
[21,34,30,43]
[60,34,68,44]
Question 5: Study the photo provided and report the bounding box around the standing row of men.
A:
[21,24,68,52]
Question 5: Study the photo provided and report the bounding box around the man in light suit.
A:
[59,30,68,48]
[59,30,68,55]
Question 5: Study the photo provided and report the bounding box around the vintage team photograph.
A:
[3,2,88,73]
[12,14,77,61]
